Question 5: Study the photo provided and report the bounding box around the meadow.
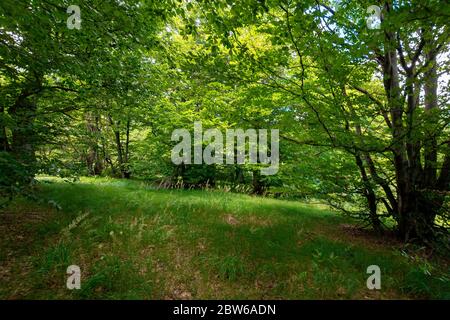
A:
[0,177,448,299]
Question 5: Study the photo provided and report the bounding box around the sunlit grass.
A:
[0,177,448,299]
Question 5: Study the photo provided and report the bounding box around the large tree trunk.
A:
[381,5,445,242]
[382,4,413,240]
[8,82,41,184]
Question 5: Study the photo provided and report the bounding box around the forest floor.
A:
[0,177,448,299]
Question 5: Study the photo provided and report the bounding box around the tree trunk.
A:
[9,84,40,184]
[0,105,11,151]
[252,169,266,195]
[381,7,444,242]
[354,153,382,233]
[123,117,131,179]
[85,113,104,176]
[382,5,412,240]
[414,43,445,240]
[109,115,130,179]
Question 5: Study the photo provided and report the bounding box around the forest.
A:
[0,0,449,300]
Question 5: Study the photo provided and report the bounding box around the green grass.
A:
[0,177,448,299]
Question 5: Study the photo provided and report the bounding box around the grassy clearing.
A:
[0,177,448,299]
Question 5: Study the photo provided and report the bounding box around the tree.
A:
[0,0,175,190]
[194,0,449,243]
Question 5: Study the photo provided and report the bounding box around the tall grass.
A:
[0,177,448,299]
